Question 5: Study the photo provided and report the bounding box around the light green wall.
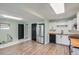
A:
[0,30,8,43]
[0,19,26,43]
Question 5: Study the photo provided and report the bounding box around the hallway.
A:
[0,41,69,55]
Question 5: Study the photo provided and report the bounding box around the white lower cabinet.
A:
[56,35,69,46]
[72,48,79,55]
[56,35,62,44]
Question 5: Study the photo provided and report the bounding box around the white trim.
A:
[0,39,29,48]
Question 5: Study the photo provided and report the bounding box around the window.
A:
[0,23,10,30]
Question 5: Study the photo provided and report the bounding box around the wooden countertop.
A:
[70,37,79,48]
[49,32,79,38]
[49,32,79,35]
[49,30,79,35]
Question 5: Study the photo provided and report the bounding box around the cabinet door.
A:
[56,35,69,45]
[61,35,69,45]
[56,35,62,44]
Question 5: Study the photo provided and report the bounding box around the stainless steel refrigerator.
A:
[36,24,45,44]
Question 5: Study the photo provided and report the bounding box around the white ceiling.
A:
[0,3,79,21]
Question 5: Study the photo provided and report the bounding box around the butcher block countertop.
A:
[49,30,79,39]
[49,30,79,35]
[70,36,79,48]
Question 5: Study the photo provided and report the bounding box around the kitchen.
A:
[48,12,79,55]
[0,3,79,55]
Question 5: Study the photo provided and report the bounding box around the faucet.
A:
[60,30,63,38]
[61,30,63,34]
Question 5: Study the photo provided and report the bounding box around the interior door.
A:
[18,24,24,39]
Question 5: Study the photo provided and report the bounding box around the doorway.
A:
[31,23,37,41]
[18,24,24,39]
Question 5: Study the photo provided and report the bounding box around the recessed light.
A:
[0,27,9,30]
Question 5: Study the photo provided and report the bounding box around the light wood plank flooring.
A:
[0,41,69,55]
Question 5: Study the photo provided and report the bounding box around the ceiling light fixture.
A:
[0,27,9,30]
[50,3,65,14]
[1,14,23,20]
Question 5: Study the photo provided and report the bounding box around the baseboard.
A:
[0,39,29,48]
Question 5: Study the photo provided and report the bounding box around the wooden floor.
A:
[0,40,69,55]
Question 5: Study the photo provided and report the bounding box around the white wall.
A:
[27,22,31,40]
[44,20,49,44]
[77,12,79,31]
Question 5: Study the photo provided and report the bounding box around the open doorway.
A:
[31,23,37,41]
[18,24,24,39]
